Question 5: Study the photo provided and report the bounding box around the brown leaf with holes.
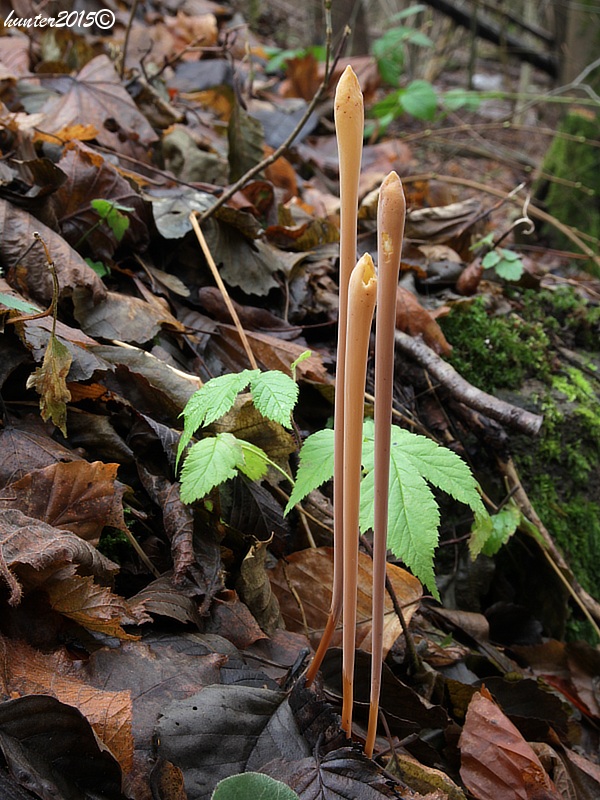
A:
[396,286,453,356]
[0,461,126,546]
[270,547,422,655]
[0,634,134,773]
[38,55,158,152]
[459,690,561,800]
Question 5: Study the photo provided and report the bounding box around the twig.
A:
[402,172,600,269]
[120,0,140,80]
[394,330,544,437]
[189,212,258,370]
[498,456,600,636]
[199,1,342,224]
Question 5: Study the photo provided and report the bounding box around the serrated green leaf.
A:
[360,451,440,598]
[390,425,487,517]
[285,428,334,513]
[177,370,259,465]
[180,432,242,503]
[250,371,299,428]
[238,440,270,481]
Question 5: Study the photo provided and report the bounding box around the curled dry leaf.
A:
[0,508,118,605]
[459,690,560,800]
[396,285,453,356]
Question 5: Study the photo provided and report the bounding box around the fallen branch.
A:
[394,330,544,437]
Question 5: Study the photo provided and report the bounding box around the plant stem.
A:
[366,172,405,757]
[341,253,377,737]
[305,65,364,686]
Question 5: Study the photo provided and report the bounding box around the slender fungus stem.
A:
[366,172,406,757]
[306,65,364,686]
[342,254,377,736]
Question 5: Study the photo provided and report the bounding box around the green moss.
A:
[441,289,600,638]
[535,110,600,271]
[97,527,132,564]
[440,297,552,391]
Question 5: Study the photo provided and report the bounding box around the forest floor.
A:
[1,2,600,799]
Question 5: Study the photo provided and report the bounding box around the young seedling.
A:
[305,65,364,685]
[341,253,377,736]
[366,171,406,756]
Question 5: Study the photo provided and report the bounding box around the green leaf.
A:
[250,371,299,428]
[177,370,258,465]
[285,428,334,513]
[180,433,242,503]
[211,772,300,800]
[90,199,133,242]
[442,88,481,112]
[471,502,520,558]
[400,80,438,120]
[390,4,427,20]
[238,440,271,482]
[391,425,486,518]
[482,250,501,268]
[0,293,42,314]
[85,258,110,278]
[494,250,524,281]
[290,349,312,380]
[360,448,440,598]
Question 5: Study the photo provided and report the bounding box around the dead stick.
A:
[394,330,543,436]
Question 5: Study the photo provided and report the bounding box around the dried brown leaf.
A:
[53,141,149,261]
[459,690,560,800]
[0,634,133,774]
[38,55,158,151]
[0,508,118,604]
[0,199,106,306]
[45,572,148,640]
[0,461,126,546]
[270,547,422,655]
[396,286,453,356]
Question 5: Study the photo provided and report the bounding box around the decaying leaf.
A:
[26,333,72,436]
[0,461,126,546]
[396,286,453,356]
[0,695,127,800]
[459,690,560,800]
[37,54,158,151]
[236,539,283,636]
[0,634,134,774]
[0,200,106,306]
[270,547,422,655]
[157,683,310,799]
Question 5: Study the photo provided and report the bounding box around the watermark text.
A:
[4,8,115,30]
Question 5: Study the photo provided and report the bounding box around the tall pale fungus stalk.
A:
[305,66,407,753]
